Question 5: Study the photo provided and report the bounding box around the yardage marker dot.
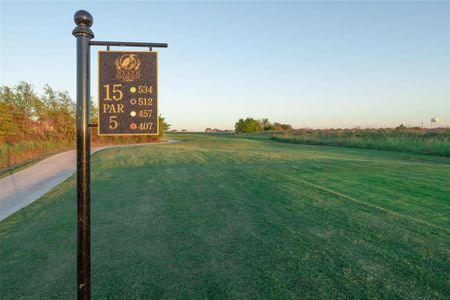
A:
[130,87,136,93]
[130,111,136,117]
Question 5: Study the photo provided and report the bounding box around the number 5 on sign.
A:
[109,116,118,129]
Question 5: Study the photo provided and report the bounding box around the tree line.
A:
[235,118,292,133]
[1,82,78,144]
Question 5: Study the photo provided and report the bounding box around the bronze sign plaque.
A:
[98,51,158,135]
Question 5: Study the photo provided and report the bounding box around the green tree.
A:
[272,122,293,131]
[235,118,262,133]
[40,84,76,140]
[158,115,171,136]
[9,82,41,122]
[90,98,98,123]
[261,118,274,131]
[0,83,42,142]
[0,102,22,143]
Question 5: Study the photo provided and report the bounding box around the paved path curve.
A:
[0,140,180,221]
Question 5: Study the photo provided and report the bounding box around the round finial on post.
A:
[72,10,94,39]
[74,10,93,27]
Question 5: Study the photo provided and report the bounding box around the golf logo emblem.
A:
[115,54,141,82]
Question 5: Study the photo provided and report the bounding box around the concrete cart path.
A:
[0,140,181,222]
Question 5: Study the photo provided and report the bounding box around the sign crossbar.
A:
[90,41,168,48]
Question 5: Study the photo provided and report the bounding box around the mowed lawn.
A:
[1,134,449,299]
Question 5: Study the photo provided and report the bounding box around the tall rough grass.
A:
[0,140,73,171]
[0,130,160,172]
[270,128,450,157]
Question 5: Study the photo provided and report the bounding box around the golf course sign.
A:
[98,51,158,135]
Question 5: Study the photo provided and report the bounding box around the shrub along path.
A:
[0,134,449,298]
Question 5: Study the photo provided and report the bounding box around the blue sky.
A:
[1,1,449,130]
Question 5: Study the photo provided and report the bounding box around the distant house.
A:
[181,129,188,132]
[205,128,212,133]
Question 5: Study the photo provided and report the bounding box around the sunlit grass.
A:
[1,134,449,298]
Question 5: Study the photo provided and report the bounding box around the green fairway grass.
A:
[1,134,449,299]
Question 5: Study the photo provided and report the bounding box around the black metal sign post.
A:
[72,10,167,300]
[72,10,94,300]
